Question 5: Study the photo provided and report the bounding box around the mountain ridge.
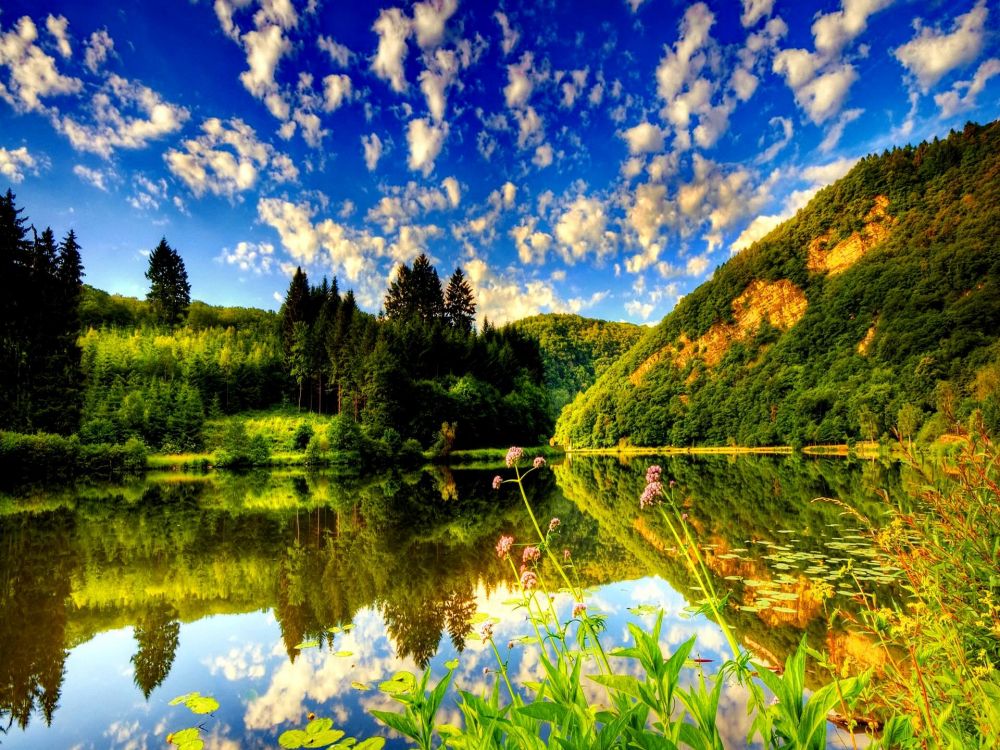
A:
[554,120,1000,448]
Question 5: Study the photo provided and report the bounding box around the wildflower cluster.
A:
[505,446,523,467]
[495,534,514,559]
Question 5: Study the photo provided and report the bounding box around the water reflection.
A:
[0,455,904,746]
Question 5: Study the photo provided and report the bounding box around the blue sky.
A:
[1,0,997,324]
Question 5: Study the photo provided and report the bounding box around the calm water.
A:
[0,454,906,749]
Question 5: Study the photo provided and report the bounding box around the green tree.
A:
[145,238,190,326]
[384,254,444,323]
[280,267,310,358]
[443,266,476,333]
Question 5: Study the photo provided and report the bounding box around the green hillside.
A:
[512,314,644,420]
[555,121,1000,448]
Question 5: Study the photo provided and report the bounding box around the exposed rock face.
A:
[858,321,877,355]
[630,279,808,384]
[808,195,895,275]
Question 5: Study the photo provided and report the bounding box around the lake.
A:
[0,454,906,748]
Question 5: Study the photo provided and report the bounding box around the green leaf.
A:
[333,651,353,657]
[279,729,309,749]
[378,672,416,695]
[350,681,370,691]
[296,640,320,649]
[169,692,198,706]
[169,728,199,744]
[353,739,386,750]
[306,718,334,735]
[178,741,204,750]
[517,702,568,723]
[444,659,459,671]
[185,696,220,714]
[302,729,345,747]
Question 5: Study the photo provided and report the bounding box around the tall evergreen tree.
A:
[145,238,190,326]
[443,266,476,333]
[280,267,310,357]
[0,190,32,429]
[384,254,444,323]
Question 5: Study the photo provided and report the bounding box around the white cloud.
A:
[794,64,858,124]
[45,15,71,58]
[56,74,189,158]
[626,0,650,12]
[504,51,536,108]
[239,24,291,108]
[740,0,774,28]
[621,122,665,155]
[511,217,553,264]
[464,257,583,325]
[624,182,673,273]
[554,195,617,263]
[818,107,862,153]
[371,7,411,93]
[165,117,298,198]
[219,241,276,274]
[441,176,461,208]
[322,73,352,111]
[419,47,461,121]
[0,16,83,112]
[532,143,554,168]
[625,299,655,320]
[362,132,383,171]
[685,253,711,276]
[494,12,519,57]
[73,163,112,191]
[0,146,36,183]
[412,0,457,50]
[801,156,856,184]
[501,181,517,208]
[894,1,989,91]
[560,68,588,108]
[729,214,784,252]
[757,115,793,162]
[128,174,169,211]
[811,0,893,57]
[84,29,114,74]
[406,117,447,176]
[317,35,352,67]
[934,57,1000,117]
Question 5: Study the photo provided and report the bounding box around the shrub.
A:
[291,421,314,451]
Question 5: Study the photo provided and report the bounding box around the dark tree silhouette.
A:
[443,266,476,333]
[145,238,190,326]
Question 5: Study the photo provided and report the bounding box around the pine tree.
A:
[280,267,309,357]
[0,190,31,429]
[444,266,476,333]
[384,254,444,323]
[145,238,190,326]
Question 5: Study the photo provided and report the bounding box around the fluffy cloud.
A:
[934,57,1000,117]
[240,24,291,112]
[218,241,276,274]
[0,146,36,183]
[365,179,460,232]
[165,117,297,198]
[441,176,461,208]
[322,73,352,111]
[532,143,554,168]
[362,132,383,171]
[72,163,112,191]
[419,47,461,121]
[406,117,447,176]
[511,218,553,264]
[621,122,666,155]
[0,16,82,112]
[818,107,862,153]
[624,182,673,273]
[756,115,793,162]
[811,0,892,57]
[494,12,519,57]
[894,0,988,91]
[56,74,188,158]
[84,29,114,74]
[504,51,536,109]
[560,68,588,108]
[554,195,617,263]
[317,35,352,67]
[740,0,774,28]
[371,7,411,92]
[773,0,891,124]
[412,0,457,50]
[45,15,71,58]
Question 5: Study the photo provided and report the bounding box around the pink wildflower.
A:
[522,545,541,564]
[505,446,523,467]
[669,479,676,488]
[492,475,503,490]
[640,481,663,509]
[548,518,560,533]
[646,465,662,484]
[572,602,586,618]
[520,569,538,590]
[480,622,494,642]
[563,548,571,562]
[495,534,514,559]
[533,456,546,469]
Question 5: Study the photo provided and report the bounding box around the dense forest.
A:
[0,193,553,459]
[556,120,1000,448]
[512,314,643,420]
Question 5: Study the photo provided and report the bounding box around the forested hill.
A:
[512,314,643,420]
[555,120,1000,449]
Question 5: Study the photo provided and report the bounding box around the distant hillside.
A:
[80,285,277,330]
[512,314,644,421]
[555,121,1000,448]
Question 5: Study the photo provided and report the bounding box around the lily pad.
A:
[379,671,416,695]
[296,640,320,649]
[351,681,370,691]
